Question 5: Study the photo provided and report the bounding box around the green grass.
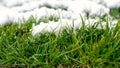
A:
[110,7,120,19]
[0,16,120,68]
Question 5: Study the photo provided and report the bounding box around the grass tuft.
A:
[0,16,120,67]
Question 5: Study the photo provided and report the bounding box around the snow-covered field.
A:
[0,0,120,35]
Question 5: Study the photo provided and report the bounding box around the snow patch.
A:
[0,0,119,35]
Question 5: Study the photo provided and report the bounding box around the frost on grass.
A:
[0,0,119,35]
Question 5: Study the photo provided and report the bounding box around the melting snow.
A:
[0,0,119,35]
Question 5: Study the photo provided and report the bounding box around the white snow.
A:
[90,0,120,8]
[0,0,119,35]
[32,19,75,36]
[103,0,120,8]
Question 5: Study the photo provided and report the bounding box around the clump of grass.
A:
[110,7,120,19]
[0,16,120,68]
[38,15,59,24]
